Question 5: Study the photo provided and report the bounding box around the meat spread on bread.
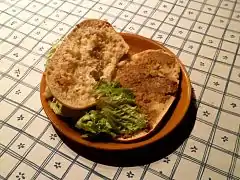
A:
[116,49,180,141]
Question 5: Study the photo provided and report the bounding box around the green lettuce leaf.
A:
[75,81,147,138]
[48,99,63,115]
[75,110,117,138]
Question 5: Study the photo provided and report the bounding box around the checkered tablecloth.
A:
[0,0,239,179]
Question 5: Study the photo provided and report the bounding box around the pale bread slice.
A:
[115,49,180,142]
[45,19,129,110]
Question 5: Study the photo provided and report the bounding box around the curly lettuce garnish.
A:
[75,81,147,138]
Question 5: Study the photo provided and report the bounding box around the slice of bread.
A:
[45,19,129,110]
[115,49,180,141]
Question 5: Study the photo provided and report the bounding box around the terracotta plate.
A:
[40,33,192,151]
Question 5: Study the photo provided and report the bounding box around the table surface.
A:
[0,0,240,179]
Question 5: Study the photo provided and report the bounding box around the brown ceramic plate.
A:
[40,33,191,151]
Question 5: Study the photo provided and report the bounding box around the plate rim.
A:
[40,33,192,151]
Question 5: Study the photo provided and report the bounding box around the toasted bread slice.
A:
[115,49,180,142]
[45,19,129,110]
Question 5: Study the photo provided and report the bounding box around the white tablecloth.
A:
[0,0,239,179]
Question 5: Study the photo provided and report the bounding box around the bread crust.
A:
[45,19,129,110]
